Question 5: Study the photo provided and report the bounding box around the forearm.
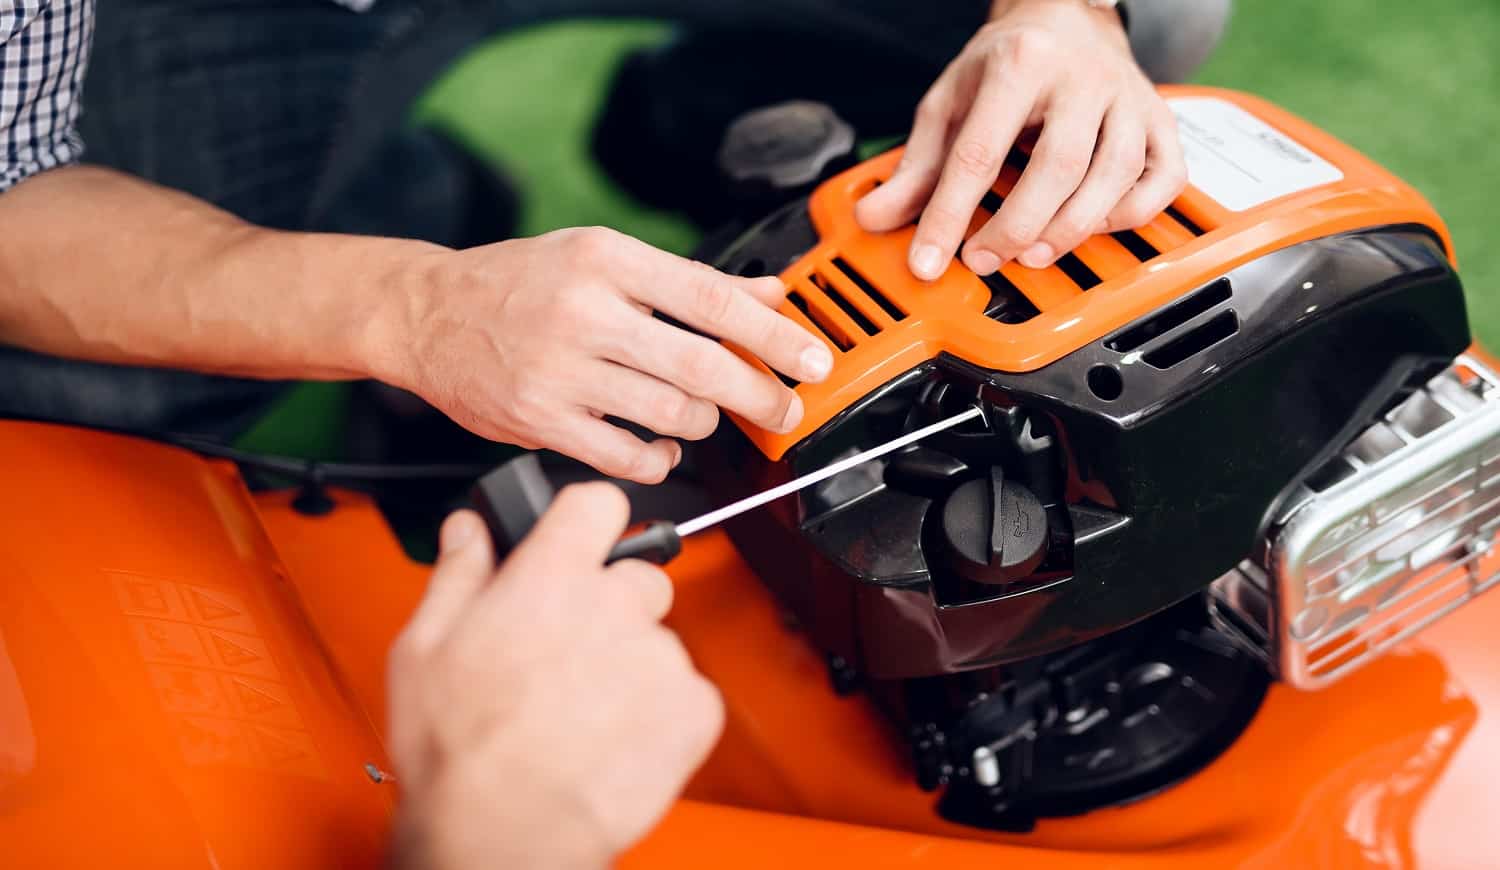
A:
[989,0,1123,28]
[0,164,438,383]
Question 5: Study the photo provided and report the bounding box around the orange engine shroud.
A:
[736,85,1453,460]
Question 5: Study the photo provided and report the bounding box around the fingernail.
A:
[800,345,834,382]
[779,394,805,433]
[965,248,1001,276]
[910,243,944,280]
[669,441,684,468]
[440,513,477,555]
[1020,243,1054,269]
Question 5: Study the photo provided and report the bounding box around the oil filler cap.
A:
[717,101,856,196]
[939,467,1049,585]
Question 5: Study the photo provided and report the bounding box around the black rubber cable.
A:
[5,414,492,484]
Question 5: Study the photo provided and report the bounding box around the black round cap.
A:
[938,468,1049,585]
[717,101,857,192]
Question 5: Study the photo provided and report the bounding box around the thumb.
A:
[402,510,496,648]
[500,482,632,588]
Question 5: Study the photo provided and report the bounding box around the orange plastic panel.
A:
[252,490,430,734]
[735,85,1454,460]
[0,424,394,869]
[6,412,1500,867]
[1071,234,1141,282]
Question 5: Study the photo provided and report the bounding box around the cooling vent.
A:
[759,145,1214,388]
[968,150,1207,326]
[779,257,909,385]
[1102,278,1237,370]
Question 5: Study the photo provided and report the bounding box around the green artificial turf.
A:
[1196,0,1500,342]
[240,5,1499,455]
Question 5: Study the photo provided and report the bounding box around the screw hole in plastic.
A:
[1087,364,1124,401]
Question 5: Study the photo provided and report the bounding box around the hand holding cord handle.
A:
[469,406,985,567]
[470,454,682,566]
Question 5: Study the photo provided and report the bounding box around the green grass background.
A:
[242,3,1500,454]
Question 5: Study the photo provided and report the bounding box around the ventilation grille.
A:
[1103,278,1237,370]
[967,150,1208,324]
[980,270,1041,325]
[778,257,909,384]
[763,144,1215,383]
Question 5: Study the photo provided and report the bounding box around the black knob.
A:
[717,101,856,199]
[937,467,1049,585]
[883,447,971,498]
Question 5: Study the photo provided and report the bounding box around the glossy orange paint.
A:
[0,422,394,869]
[735,85,1456,460]
[637,531,1487,868]
[3,420,1499,867]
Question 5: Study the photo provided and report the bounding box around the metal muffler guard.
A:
[1211,355,1500,689]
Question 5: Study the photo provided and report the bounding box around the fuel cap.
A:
[717,101,857,195]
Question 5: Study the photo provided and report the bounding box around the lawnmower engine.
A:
[697,86,1481,830]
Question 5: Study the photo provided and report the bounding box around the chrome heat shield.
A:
[1210,356,1500,689]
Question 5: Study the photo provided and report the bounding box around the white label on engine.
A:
[1168,97,1344,211]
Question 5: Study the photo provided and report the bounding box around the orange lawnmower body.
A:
[0,420,1493,867]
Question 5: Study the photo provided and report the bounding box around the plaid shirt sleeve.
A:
[1,0,93,194]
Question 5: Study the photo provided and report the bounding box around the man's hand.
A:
[385,487,724,870]
[855,0,1187,279]
[380,227,832,484]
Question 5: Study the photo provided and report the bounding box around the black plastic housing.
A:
[704,218,1470,680]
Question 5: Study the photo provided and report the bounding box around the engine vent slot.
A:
[1111,229,1161,262]
[810,273,877,336]
[1054,252,1102,290]
[1106,278,1234,353]
[974,190,1100,291]
[831,257,906,322]
[787,290,853,352]
[1142,310,1239,370]
[1164,205,1206,236]
[979,269,1040,324]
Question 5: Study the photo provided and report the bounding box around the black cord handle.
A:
[605,522,682,566]
[472,456,682,567]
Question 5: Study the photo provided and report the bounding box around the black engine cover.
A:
[704,221,1469,679]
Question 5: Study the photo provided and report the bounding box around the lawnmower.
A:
[4,85,1498,867]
